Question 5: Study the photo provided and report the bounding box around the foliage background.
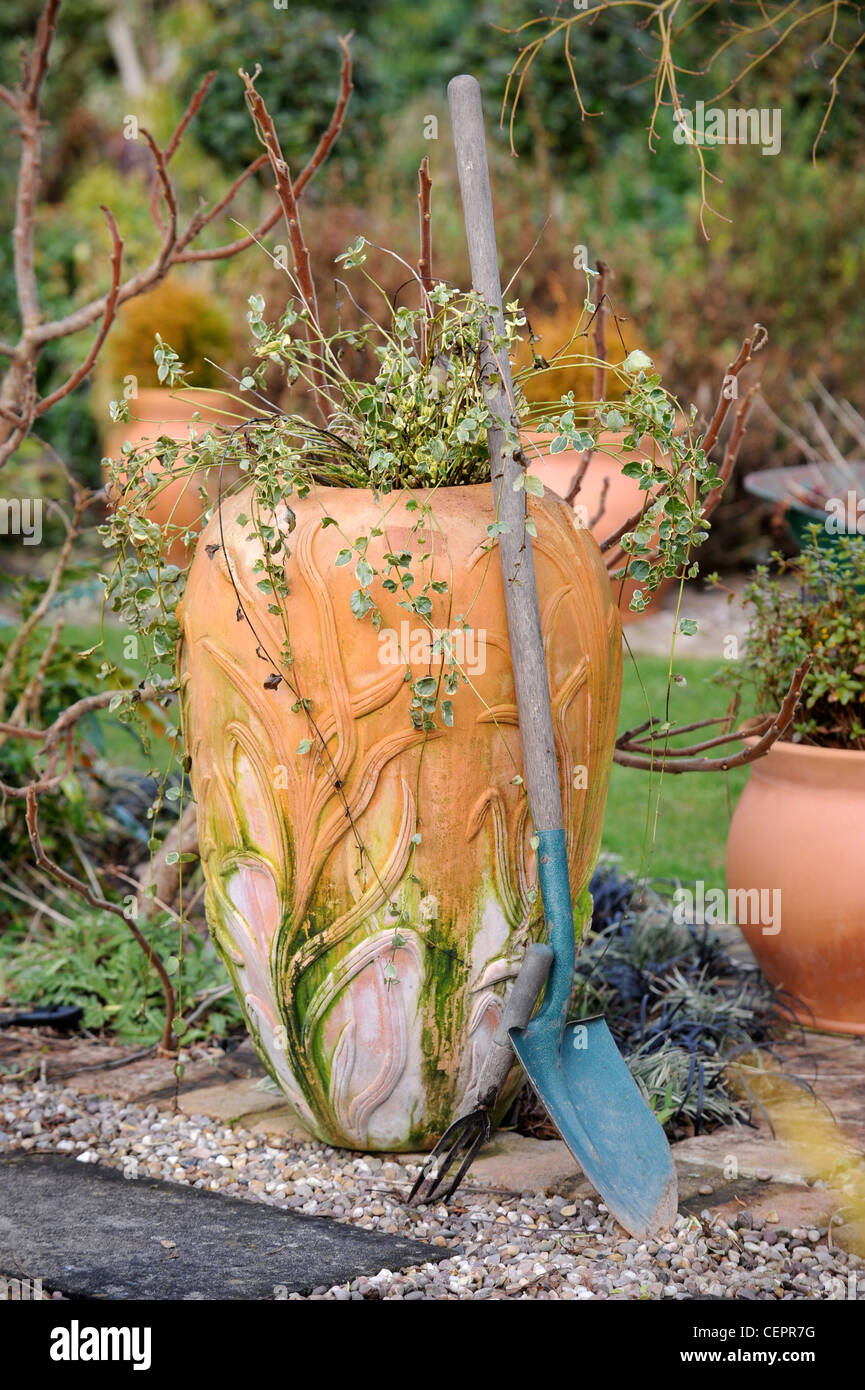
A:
[1,1,863,1047]
[3,1,864,512]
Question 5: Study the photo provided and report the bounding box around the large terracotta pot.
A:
[727,739,865,1035]
[524,429,674,620]
[180,482,623,1149]
[104,387,236,568]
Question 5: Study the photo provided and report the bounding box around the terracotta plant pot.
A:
[524,429,674,620]
[726,739,865,1035]
[180,482,623,1149]
[104,387,236,568]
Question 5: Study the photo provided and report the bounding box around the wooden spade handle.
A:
[447,73,566,836]
[472,943,553,1109]
[448,75,578,1029]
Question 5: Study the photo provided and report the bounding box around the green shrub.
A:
[99,280,232,393]
[718,532,865,749]
[0,910,241,1046]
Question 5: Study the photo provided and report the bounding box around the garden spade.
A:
[419,74,678,1239]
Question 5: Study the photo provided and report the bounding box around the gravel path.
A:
[2,1081,862,1301]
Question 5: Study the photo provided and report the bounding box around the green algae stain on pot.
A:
[418,920,467,1134]
[180,482,623,1150]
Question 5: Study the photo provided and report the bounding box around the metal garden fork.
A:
[409,942,552,1205]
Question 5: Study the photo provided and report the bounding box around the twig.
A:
[180,35,353,264]
[25,788,175,1054]
[417,155,433,295]
[613,658,811,773]
[240,67,331,421]
[35,207,123,416]
[588,474,610,530]
[0,683,171,797]
[700,384,757,521]
[0,6,353,469]
[0,487,92,718]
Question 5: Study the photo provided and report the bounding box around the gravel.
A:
[2,1081,862,1301]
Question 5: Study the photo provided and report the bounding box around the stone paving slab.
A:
[0,1154,447,1300]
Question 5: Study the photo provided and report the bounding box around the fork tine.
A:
[408,1111,487,1205]
[438,1111,492,1202]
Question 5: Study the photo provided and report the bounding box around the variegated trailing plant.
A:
[95,75,811,1146]
[104,265,736,728]
[0,11,810,1125]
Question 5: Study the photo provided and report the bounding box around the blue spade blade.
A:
[511,829,678,1240]
[510,1013,678,1239]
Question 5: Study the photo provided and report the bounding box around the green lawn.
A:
[12,618,175,772]
[601,652,747,887]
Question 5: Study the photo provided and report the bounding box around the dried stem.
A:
[25,787,176,1054]
[0,684,170,797]
[241,67,332,421]
[0,4,353,468]
[588,474,610,530]
[613,658,811,773]
[35,207,123,416]
[180,34,353,265]
[417,155,433,294]
[0,486,93,719]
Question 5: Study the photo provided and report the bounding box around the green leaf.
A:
[523,473,544,497]
[679,618,698,636]
[350,589,373,618]
[297,738,312,754]
[335,549,353,566]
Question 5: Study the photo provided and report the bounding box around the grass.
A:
[601,651,747,888]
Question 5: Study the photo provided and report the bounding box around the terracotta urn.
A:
[727,739,865,1035]
[180,482,623,1149]
[524,429,674,620]
[104,387,236,568]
